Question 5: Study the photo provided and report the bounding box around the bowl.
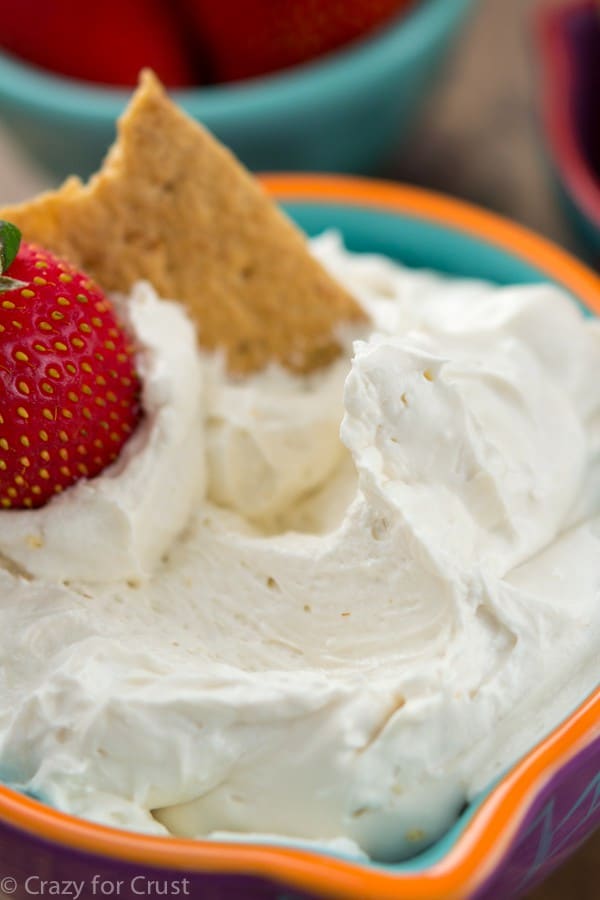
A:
[0,0,474,180]
[0,175,598,900]
[537,0,600,261]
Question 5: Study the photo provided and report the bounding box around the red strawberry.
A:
[182,0,413,83]
[0,0,196,87]
[0,222,141,510]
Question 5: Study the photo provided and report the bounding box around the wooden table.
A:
[0,0,596,896]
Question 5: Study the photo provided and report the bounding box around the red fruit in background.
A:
[0,223,141,510]
[0,0,196,87]
[182,0,414,82]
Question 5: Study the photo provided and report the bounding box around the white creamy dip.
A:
[0,233,599,861]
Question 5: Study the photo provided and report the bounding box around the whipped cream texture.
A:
[0,234,599,861]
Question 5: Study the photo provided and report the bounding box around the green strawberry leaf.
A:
[0,220,22,275]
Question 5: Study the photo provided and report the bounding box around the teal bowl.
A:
[0,0,474,179]
[0,176,598,900]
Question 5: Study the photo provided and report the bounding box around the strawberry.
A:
[0,0,197,88]
[0,221,141,510]
[182,0,414,82]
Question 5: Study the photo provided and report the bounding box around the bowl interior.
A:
[286,199,591,297]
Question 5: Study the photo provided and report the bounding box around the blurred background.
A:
[0,0,596,263]
[0,0,597,897]
[394,0,582,254]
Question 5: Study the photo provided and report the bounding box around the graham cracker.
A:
[0,71,366,374]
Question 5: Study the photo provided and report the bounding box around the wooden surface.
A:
[0,0,597,896]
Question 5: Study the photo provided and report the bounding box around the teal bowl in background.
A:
[0,0,474,180]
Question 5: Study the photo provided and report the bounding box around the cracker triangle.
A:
[0,71,366,374]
